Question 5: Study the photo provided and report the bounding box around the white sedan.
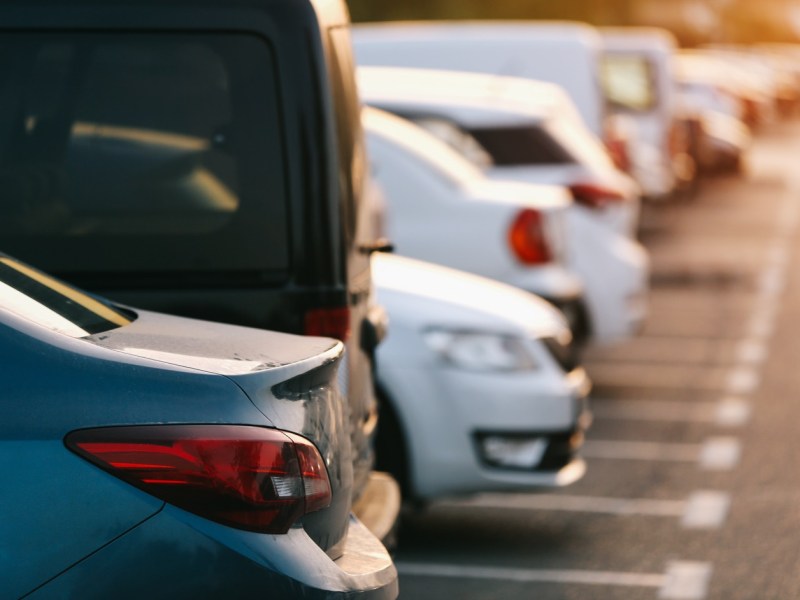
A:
[365,106,648,344]
[373,253,591,500]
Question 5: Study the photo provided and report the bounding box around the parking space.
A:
[391,120,800,599]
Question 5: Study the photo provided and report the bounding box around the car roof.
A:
[358,66,581,128]
[353,20,600,44]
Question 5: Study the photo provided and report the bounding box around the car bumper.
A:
[378,361,592,500]
[32,508,398,600]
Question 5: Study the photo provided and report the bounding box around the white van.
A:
[600,27,685,199]
[352,21,607,137]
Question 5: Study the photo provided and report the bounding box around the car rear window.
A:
[0,32,288,281]
[0,255,132,337]
[468,125,576,167]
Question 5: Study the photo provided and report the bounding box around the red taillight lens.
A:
[569,183,627,210]
[65,425,332,534]
[304,307,351,341]
[508,208,552,265]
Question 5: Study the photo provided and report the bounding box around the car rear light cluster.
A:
[66,425,331,534]
[305,306,351,341]
[569,183,627,210]
[508,208,552,265]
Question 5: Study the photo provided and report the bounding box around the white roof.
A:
[353,20,600,44]
[357,66,581,128]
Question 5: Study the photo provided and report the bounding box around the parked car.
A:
[600,27,693,200]
[373,253,591,501]
[362,107,592,344]
[362,87,649,345]
[0,0,398,535]
[0,253,397,599]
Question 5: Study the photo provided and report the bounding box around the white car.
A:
[373,253,591,500]
[601,27,685,199]
[363,107,590,342]
[362,82,649,344]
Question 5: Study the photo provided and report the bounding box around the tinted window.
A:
[601,55,658,113]
[469,126,576,167]
[0,255,131,337]
[0,33,288,279]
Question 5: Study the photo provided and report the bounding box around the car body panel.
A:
[373,254,590,499]
[0,257,396,598]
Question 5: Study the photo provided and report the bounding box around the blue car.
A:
[0,254,397,599]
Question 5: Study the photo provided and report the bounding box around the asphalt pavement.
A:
[392,119,800,599]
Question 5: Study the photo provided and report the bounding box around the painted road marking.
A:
[583,438,741,471]
[446,493,685,517]
[699,437,742,471]
[592,398,751,428]
[715,398,752,427]
[397,562,666,589]
[583,440,700,462]
[725,367,761,395]
[660,562,713,600]
[397,561,713,599]
[680,492,731,530]
[736,339,769,365]
[441,491,729,530]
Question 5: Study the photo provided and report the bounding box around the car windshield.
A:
[600,54,658,112]
[0,255,132,337]
[0,32,289,280]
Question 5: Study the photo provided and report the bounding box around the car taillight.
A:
[569,183,627,210]
[65,425,332,534]
[305,307,351,341]
[508,208,552,265]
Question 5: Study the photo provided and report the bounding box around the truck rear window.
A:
[0,255,132,337]
[0,33,288,280]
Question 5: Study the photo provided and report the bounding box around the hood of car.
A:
[372,253,569,340]
[85,308,341,377]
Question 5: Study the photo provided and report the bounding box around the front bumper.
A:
[380,361,592,500]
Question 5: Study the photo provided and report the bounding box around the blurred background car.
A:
[373,253,591,501]
[362,96,649,346]
[362,107,589,344]
[0,253,397,599]
[600,27,696,200]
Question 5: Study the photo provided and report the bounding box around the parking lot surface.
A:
[392,119,800,599]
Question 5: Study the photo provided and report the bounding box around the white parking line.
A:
[446,493,685,518]
[583,438,741,471]
[583,439,701,463]
[726,367,761,395]
[680,492,731,530]
[396,562,667,589]
[767,243,790,268]
[397,561,713,599]
[660,562,713,600]
[699,437,742,471]
[735,339,769,365]
[715,398,752,427]
[441,491,730,530]
[591,399,716,423]
[756,267,786,297]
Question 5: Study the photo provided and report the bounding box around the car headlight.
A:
[423,329,539,372]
